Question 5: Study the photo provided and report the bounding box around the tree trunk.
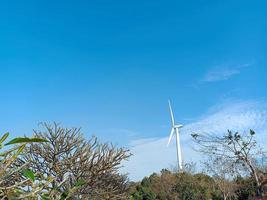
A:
[247,160,262,198]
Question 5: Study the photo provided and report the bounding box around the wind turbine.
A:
[167,100,183,171]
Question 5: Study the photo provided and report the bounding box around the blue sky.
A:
[0,0,266,180]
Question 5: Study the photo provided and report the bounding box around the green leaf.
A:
[60,191,68,200]
[74,178,86,187]
[5,137,49,146]
[22,169,35,182]
[17,144,26,154]
[0,132,9,144]
[41,194,50,200]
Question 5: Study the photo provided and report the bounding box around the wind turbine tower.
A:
[167,100,183,171]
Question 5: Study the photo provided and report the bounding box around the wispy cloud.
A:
[122,100,267,181]
[201,63,251,82]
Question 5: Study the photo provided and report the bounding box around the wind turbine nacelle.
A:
[174,125,183,128]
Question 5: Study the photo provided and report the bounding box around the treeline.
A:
[0,123,266,199]
[129,169,258,200]
[130,130,267,200]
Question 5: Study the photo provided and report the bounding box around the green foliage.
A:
[0,133,72,199]
[5,137,49,146]
[1,123,131,200]
[22,169,35,182]
[0,132,9,144]
[129,170,263,200]
[174,172,219,200]
[235,176,257,200]
[1,127,265,200]
[131,181,157,200]
[74,178,86,187]
[0,133,45,198]
[130,171,222,200]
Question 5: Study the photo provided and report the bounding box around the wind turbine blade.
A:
[167,128,175,147]
[168,100,175,127]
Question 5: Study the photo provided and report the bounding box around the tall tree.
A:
[22,123,131,200]
[192,130,266,198]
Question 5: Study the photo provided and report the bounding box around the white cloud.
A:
[122,100,267,181]
[202,63,251,82]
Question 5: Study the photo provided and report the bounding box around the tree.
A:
[234,176,256,200]
[203,156,238,200]
[0,132,58,199]
[147,170,177,200]
[22,122,131,200]
[192,130,266,198]
[174,172,219,200]
[130,177,157,200]
[130,170,221,200]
